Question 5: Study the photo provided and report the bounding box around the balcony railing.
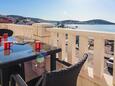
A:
[0,23,115,86]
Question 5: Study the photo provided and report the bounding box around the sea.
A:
[65,24,115,33]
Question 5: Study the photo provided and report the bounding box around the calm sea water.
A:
[65,24,115,33]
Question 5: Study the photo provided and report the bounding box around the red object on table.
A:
[4,49,10,55]
[3,33,8,41]
[4,42,13,50]
[35,41,41,50]
[0,36,2,42]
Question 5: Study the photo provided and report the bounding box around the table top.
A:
[0,37,61,68]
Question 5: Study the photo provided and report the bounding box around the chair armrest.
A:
[56,58,72,67]
[10,74,28,86]
[56,53,88,67]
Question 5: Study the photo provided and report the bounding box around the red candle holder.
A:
[35,41,41,51]
[3,33,8,41]
[4,42,13,50]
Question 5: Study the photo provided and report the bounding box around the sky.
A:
[0,0,115,22]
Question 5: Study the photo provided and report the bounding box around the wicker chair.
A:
[0,29,13,36]
[10,54,88,86]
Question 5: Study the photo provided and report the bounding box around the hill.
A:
[0,14,115,25]
[61,19,115,25]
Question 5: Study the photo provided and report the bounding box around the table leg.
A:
[50,53,56,71]
[9,64,24,86]
[20,63,25,80]
[10,77,16,86]
[0,69,9,86]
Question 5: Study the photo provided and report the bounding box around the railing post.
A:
[93,37,104,79]
[49,32,58,46]
[23,26,34,39]
[79,35,88,57]
[32,23,52,44]
[79,35,88,71]
[58,33,67,60]
[67,33,76,64]
[113,40,115,86]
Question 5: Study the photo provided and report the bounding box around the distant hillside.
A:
[61,19,115,25]
[81,19,115,24]
[0,14,115,25]
[7,15,57,24]
[60,20,80,24]
[7,15,43,23]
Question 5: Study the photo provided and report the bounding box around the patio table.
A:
[0,37,61,86]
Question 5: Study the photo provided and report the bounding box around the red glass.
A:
[35,49,40,52]
[35,41,41,50]
[4,49,10,55]
[0,36,2,43]
[4,42,13,50]
[3,33,8,41]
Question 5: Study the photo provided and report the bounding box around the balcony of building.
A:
[0,23,115,86]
